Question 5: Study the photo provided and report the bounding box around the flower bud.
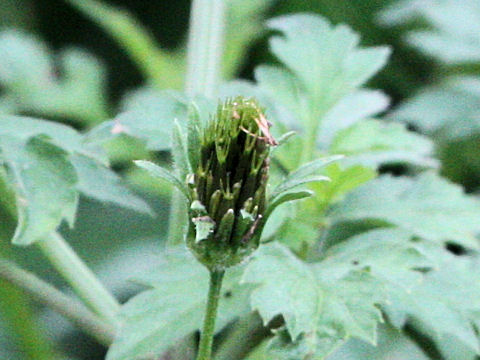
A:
[187,97,274,270]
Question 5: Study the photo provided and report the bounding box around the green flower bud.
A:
[187,97,275,270]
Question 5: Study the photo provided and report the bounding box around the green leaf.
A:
[271,156,342,199]
[106,248,252,360]
[242,243,323,340]
[389,76,480,142]
[171,120,191,179]
[103,90,189,151]
[330,119,437,168]
[317,90,390,148]
[264,190,313,223]
[186,103,202,172]
[133,160,190,201]
[0,115,106,162]
[0,31,108,125]
[243,243,385,358]
[261,14,390,131]
[328,324,431,360]
[383,246,480,354]
[0,135,78,245]
[380,0,480,64]
[329,172,480,249]
[70,154,152,215]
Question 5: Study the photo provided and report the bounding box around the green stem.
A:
[167,0,226,246]
[0,257,116,346]
[37,233,121,328]
[196,270,225,360]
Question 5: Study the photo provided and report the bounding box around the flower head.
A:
[187,97,274,270]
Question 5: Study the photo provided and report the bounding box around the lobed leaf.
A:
[106,248,252,360]
[328,172,480,249]
[0,135,78,245]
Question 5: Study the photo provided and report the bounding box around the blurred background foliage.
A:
[1,0,480,359]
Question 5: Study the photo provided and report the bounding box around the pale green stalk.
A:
[0,257,115,346]
[37,233,121,328]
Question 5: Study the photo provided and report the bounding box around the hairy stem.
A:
[167,0,226,246]
[196,270,225,360]
[0,257,116,346]
[37,233,121,328]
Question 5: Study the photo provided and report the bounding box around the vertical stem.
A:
[196,270,225,360]
[185,0,226,98]
[168,0,226,246]
[37,233,121,328]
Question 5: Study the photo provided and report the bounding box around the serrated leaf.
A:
[380,0,480,64]
[317,90,390,148]
[389,76,480,142]
[101,90,189,151]
[383,247,480,354]
[331,119,437,168]
[106,248,252,360]
[70,154,152,215]
[133,160,190,201]
[329,172,480,249]
[0,135,78,245]
[0,31,107,125]
[0,115,106,162]
[243,243,385,359]
[328,324,431,360]
[259,14,390,135]
[242,243,323,340]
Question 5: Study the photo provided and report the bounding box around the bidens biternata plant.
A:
[135,96,337,360]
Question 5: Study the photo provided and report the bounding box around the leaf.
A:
[264,190,313,223]
[171,120,191,179]
[271,156,343,199]
[380,0,480,64]
[260,14,390,133]
[242,243,323,340]
[0,115,106,162]
[70,154,152,215]
[133,160,190,201]
[0,135,78,245]
[186,103,202,171]
[0,31,108,125]
[328,172,480,249]
[383,247,480,354]
[327,324,431,360]
[330,119,437,168]
[317,90,390,148]
[103,90,189,151]
[106,248,252,360]
[389,76,480,142]
[243,243,385,359]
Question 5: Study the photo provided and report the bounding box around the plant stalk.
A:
[0,257,116,346]
[168,0,226,246]
[37,232,121,328]
[196,270,225,360]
